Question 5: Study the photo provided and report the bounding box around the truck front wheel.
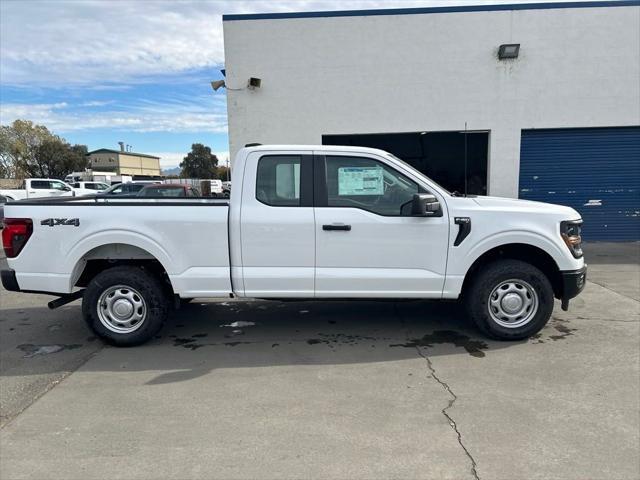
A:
[82,266,169,346]
[465,259,554,340]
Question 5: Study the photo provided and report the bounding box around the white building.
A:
[222,1,640,240]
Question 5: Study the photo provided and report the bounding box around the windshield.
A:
[384,153,451,195]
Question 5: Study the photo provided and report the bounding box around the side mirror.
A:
[411,193,441,216]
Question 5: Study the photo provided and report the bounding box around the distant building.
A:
[87,149,161,177]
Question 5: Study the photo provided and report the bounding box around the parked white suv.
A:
[72,181,110,196]
[1,145,586,346]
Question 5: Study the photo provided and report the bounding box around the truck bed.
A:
[4,196,231,297]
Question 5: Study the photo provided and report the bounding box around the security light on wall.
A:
[248,77,262,89]
[498,44,520,60]
[210,77,261,92]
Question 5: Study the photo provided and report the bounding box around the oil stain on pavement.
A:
[17,344,82,358]
[390,330,489,358]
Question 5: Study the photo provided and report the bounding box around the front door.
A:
[314,153,449,297]
[239,151,315,297]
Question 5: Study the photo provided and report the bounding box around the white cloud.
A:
[151,152,186,170]
[0,97,228,134]
[0,0,578,87]
[151,150,230,170]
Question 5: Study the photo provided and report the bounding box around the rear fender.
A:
[67,230,174,291]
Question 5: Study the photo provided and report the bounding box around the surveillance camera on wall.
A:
[211,80,226,91]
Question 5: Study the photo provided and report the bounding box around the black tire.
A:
[180,297,194,306]
[465,259,554,341]
[82,266,169,346]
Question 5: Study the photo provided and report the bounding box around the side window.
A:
[73,183,81,188]
[256,155,301,207]
[30,180,50,189]
[325,156,420,216]
[51,181,68,191]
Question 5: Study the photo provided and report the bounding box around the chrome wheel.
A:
[488,279,539,328]
[97,285,147,334]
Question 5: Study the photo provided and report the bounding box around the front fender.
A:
[467,230,573,271]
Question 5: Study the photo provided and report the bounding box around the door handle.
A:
[323,224,351,231]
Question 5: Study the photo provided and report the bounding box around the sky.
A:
[0,0,586,171]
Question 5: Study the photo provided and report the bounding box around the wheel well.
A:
[462,243,563,299]
[74,244,172,294]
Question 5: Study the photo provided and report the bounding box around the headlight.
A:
[560,220,583,258]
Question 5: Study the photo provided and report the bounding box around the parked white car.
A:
[206,179,224,196]
[1,145,586,346]
[72,181,110,196]
[222,181,231,197]
[0,178,74,201]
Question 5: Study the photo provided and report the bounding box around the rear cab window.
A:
[140,187,185,197]
[256,155,302,207]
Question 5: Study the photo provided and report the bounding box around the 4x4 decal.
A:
[40,218,80,227]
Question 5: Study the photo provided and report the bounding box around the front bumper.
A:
[560,265,587,311]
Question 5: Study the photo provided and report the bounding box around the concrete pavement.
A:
[0,247,638,479]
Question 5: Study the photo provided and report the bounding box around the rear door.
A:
[239,150,315,297]
[27,180,56,198]
[313,152,449,297]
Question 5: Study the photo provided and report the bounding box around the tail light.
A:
[2,218,33,258]
[560,220,583,258]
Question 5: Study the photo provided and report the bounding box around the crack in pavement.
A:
[393,302,480,480]
[415,345,480,480]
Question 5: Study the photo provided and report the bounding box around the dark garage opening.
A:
[323,131,489,195]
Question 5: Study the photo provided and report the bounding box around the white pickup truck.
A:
[0,178,75,201]
[1,145,586,346]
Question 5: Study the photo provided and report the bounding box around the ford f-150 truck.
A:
[0,178,75,201]
[1,145,586,346]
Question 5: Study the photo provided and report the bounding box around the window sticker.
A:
[338,166,384,196]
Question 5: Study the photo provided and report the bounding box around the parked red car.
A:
[137,184,200,197]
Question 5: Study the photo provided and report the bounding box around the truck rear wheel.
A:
[82,266,169,346]
[465,259,554,340]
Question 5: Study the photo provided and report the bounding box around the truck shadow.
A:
[1,299,529,385]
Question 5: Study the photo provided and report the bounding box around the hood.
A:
[471,195,580,219]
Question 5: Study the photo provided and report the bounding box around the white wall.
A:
[223,4,640,197]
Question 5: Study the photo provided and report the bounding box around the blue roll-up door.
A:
[519,127,640,241]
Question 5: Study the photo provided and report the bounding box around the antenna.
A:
[464,122,468,197]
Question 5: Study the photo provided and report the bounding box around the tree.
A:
[34,139,88,179]
[0,119,88,179]
[180,143,219,179]
[0,120,53,178]
[215,165,230,181]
